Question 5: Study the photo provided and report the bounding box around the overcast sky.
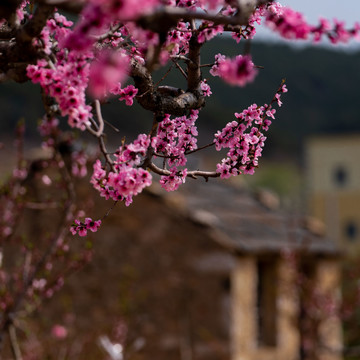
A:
[256,0,360,49]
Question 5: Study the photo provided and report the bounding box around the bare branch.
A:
[16,4,54,44]
[147,162,219,181]
[185,142,215,155]
[187,32,202,92]
[0,0,22,23]
[86,100,105,137]
[98,136,116,172]
[137,5,257,32]
[36,0,83,14]
[170,55,194,64]
[173,60,188,79]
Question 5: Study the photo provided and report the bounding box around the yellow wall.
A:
[231,256,342,360]
[306,135,360,253]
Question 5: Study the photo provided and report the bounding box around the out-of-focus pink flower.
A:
[216,55,258,87]
[41,175,52,185]
[51,325,68,339]
[89,49,130,99]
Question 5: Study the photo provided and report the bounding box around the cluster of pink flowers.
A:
[200,80,212,97]
[215,84,287,178]
[211,54,258,87]
[0,194,17,238]
[70,217,102,237]
[264,2,360,43]
[90,0,160,21]
[38,116,60,148]
[153,110,198,167]
[28,272,66,299]
[90,134,153,206]
[225,5,265,43]
[265,3,310,40]
[164,21,192,58]
[27,31,93,130]
[25,0,360,241]
[62,4,108,52]
[65,0,159,53]
[110,84,139,106]
[159,167,188,192]
[25,0,360,140]
[71,150,88,178]
[152,111,198,191]
[198,22,224,43]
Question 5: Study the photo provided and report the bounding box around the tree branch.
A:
[16,3,54,44]
[131,59,205,116]
[8,325,22,360]
[137,4,263,32]
[187,31,202,92]
[148,162,219,181]
[36,0,83,14]
[86,100,105,138]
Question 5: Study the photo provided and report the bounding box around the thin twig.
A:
[95,23,123,42]
[185,142,215,155]
[91,100,105,137]
[173,60,188,79]
[148,162,219,181]
[199,63,214,68]
[8,325,23,360]
[104,119,120,133]
[101,201,118,222]
[154,64,176,88]
[98,136,115,172]
[170,55,194,65]
[153,152,173,158]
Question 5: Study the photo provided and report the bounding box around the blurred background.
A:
[1,1,360,359]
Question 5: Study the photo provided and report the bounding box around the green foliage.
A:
[245,160,302,196]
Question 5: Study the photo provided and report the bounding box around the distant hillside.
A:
[1,40,360,159]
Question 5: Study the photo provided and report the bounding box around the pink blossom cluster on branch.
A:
[91,134,153,206]
[70,217,102,237]
[215,83,287,178]
[16,0,360,238]
[265,2,360,43]
[27,52,93,130]
[211,54,257,87]
[153,110,199,191]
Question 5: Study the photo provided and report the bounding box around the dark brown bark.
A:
[131,59,205,116]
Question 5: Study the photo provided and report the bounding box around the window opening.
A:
[257,259,277,347]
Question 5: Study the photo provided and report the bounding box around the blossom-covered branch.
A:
[9,0,359,237]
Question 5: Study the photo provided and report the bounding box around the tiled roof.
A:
[162,179,339,256]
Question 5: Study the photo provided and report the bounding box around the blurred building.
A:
[11,154,343,360]
[306,134,360,254]
[47,180,341,360]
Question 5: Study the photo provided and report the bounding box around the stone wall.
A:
[231,255,342,360]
